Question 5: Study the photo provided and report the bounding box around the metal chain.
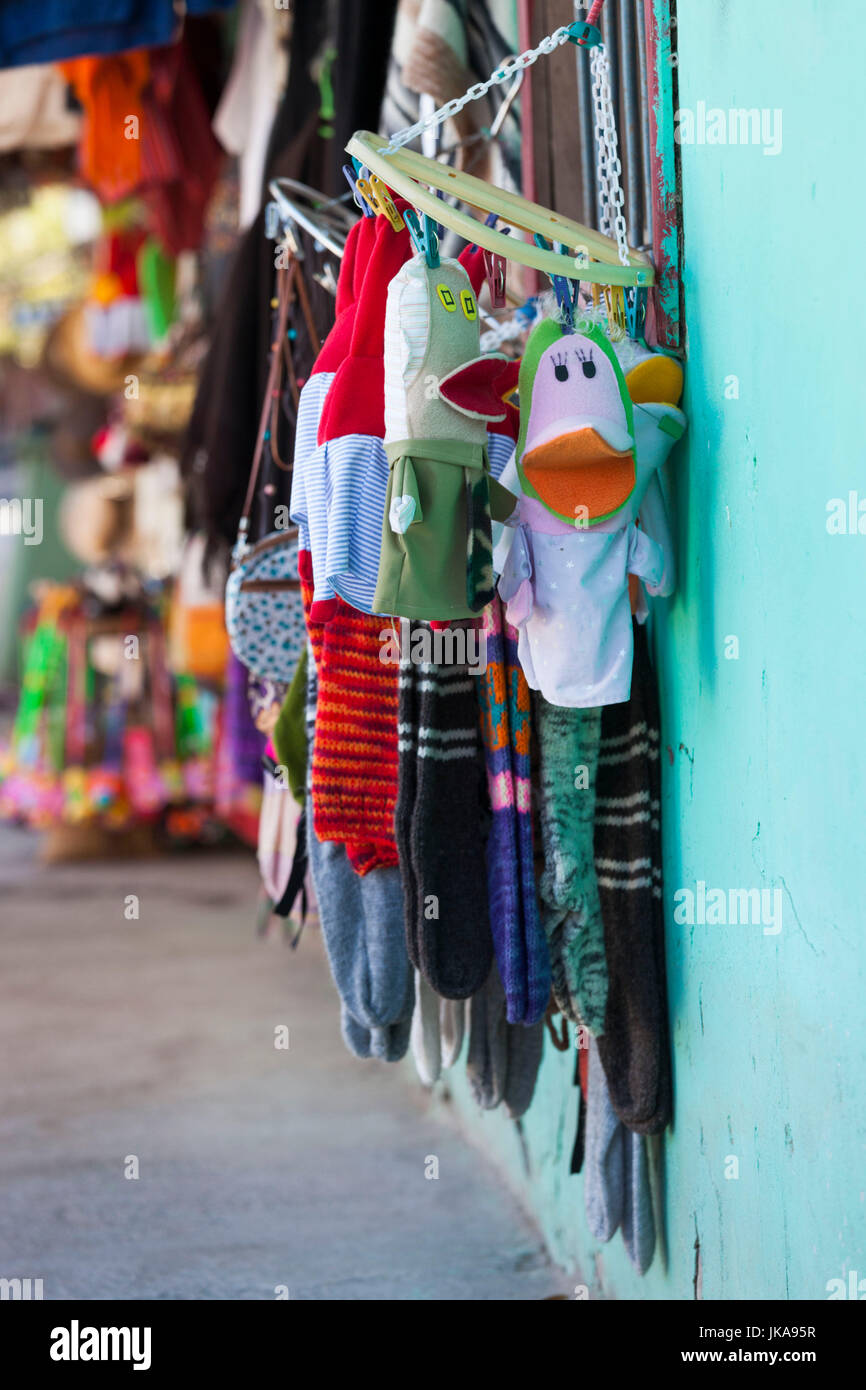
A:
[380,26,574,155]
[379,15,631,278]
[590,44,630,266]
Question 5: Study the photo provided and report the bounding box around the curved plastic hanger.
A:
[267,178,353,259]
[345,130,653,289]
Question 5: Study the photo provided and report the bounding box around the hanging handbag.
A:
[224,256,320,683]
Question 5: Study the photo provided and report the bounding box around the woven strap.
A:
[269,256,322,471]
[239,257,312,529]
[267,260,322,479]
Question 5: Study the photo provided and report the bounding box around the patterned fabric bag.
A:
[225,256,319,682]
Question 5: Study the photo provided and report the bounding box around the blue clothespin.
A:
[626,286,648,340]
[566,20,602,48]
[404,209,440,268]
[468,210,500,254]
[264,200,280,239]
[534,234,580,331]
[343,162,374,217]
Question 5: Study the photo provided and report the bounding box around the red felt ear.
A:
[439,354,510,421]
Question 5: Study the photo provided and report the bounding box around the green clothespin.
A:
[566,20,602,48]
[404,209,440,268]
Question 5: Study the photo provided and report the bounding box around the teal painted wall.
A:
[441,0,866,1299]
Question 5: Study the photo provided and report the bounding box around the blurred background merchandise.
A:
[0,7,258,863]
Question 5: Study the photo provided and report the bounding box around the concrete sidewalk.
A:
[0,827,561,1300]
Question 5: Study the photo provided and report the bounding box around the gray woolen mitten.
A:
[341,1003,414,1065]
[584,1037,625,1243]
[467,965,509,1109]
[411,971,443,1086]
[440,998,465,1070]
[621,1128,656,1275]
[467,964,544,1117]
[503,1016,545,1120]
[306,805,413,1045]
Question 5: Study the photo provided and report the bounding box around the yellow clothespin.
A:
[603,285,627,336]
[356,172,404,231]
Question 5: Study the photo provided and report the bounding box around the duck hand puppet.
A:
[498,318,668,709]
[373,254,519,622]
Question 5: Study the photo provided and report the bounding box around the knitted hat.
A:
[318,206,414,444]
[311,213,377,374]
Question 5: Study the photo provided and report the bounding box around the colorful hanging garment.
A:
[303,645,414,1061]
[476,596,550,1024]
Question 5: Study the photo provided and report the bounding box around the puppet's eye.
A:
[552,351,569,382]
[436,285,457,311]
[576,347,596,378]
[460,290,477,320]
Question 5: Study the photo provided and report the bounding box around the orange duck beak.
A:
[523,427,636,521]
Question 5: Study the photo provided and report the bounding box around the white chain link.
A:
[380,26,574,154]
[590,44,630,267]
[378,21,632,278]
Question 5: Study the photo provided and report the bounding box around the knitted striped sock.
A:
[594,621,672,1134]
[476,599,524,1017]
[534,695,608,1034]
[476,598,550,1024]
[410,652,493,999]
[395,640,421,969]
[504,612,551,1023]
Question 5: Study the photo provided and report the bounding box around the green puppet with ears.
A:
[373,253,519,623]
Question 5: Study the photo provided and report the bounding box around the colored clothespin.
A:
[264,200,281,239]
[625,285,648,340]
[356,169,405,231]
[567,0,604,47]
[566,20,602,48]
[343,163,374,217]
[481,213,508,308]
[534,234,580,330]
[603,285,628,336]
[483,247,507,308]
[404,208,440,268]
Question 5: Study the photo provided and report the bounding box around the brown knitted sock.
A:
[594,622,672,1134]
